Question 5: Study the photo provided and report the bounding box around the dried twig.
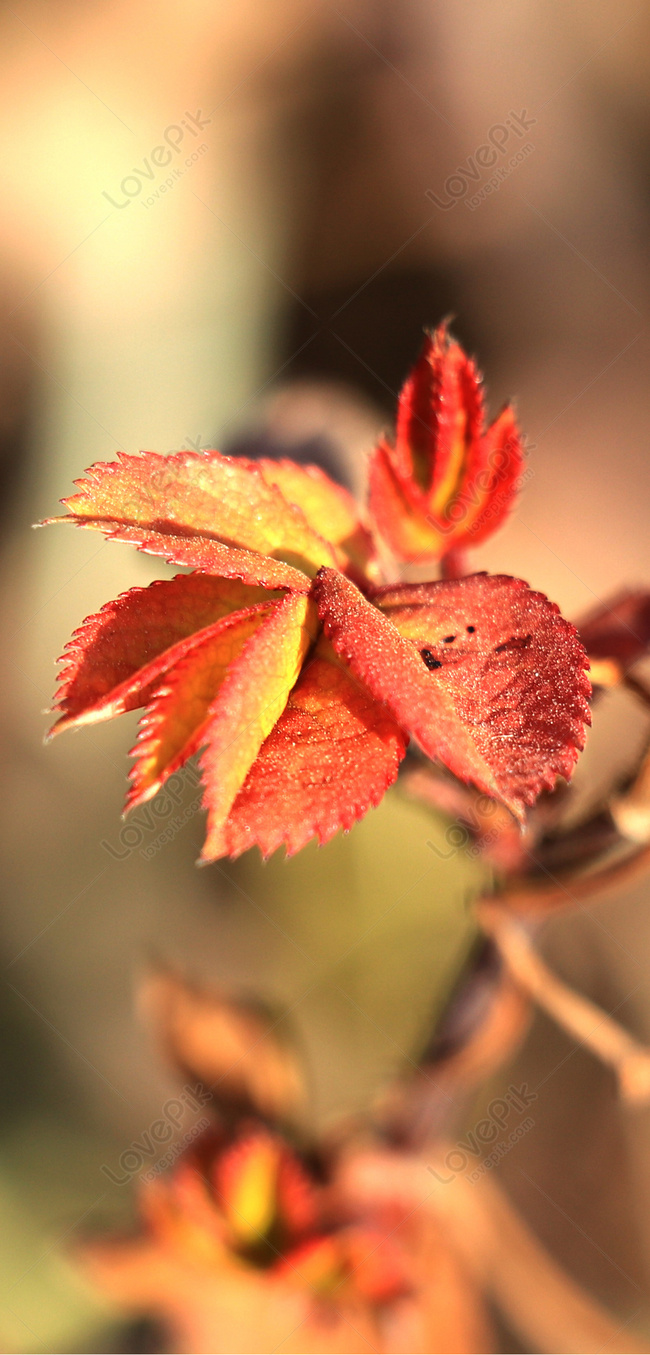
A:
[479,904,650,1104]
[493,838,650,915]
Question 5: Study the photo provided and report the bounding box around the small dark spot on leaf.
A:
[494,633,532,653]
[443,634,456,644]
[421,648,442,671]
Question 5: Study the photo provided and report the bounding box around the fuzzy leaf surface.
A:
[48,449,335,576]
[89,523,311,591]
[50,574,279,735]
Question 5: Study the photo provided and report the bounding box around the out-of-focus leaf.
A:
[140,971,305,1124]
[338,1150,649,1354]
[275,1227,409,1305]
[213,1130,320,1249]
[80,1129,493,1354]
[612,744,650,843]
[79,1234,385,1354]
[578,589,650,672]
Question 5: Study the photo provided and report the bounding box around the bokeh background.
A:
[0,0,649,1349]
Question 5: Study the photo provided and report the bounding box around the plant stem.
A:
[440,548,468,580]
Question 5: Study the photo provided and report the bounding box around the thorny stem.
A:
[478,903,650,1104]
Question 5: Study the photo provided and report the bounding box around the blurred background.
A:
[0,0,649,1348]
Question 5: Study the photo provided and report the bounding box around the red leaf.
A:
[46,449,336,576]
[315,569,591,818]
[214,1132,318,1246]
[394,324,484,503]
[368,325,524,562]
[42,334,590,864]
[214,1132,283,1244]
[368,441,445,562]
[50,574,279,735]
[460,404,523,546]
[222,640,407,858]
[339,1226,410,1303]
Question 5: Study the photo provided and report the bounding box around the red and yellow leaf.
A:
[43,328,591,864]
[92,523,311,591]
[215,1133,282,1245]
[274,1236,343,1294]
[275,1227,408,1303]
[50,574,278,736]
[46,449,336,576]
[221,640,407,859]
[340,1226,410,1303]
[275,1152,320,1237]
[315,569,591,818]
[199,593,318,861]
[127,604,276,807]
[213,1132,318,1248]
[368,441,447,560]
[257,458,378,579]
